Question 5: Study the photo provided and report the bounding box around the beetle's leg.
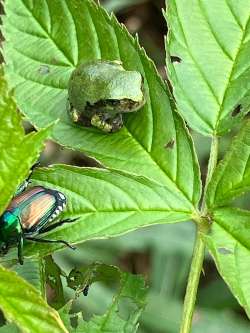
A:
[37,218,78,234]
[17,236,24,265]
[15,161,41,196]
[27,161,40,182]
[25,237,76,250]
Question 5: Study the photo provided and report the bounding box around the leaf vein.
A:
[20,1,74,66]
[214,14,250,132]
[198,0,234,61]
[173,0,221,108]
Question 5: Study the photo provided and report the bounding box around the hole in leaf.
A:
[218,247,233,255]
[170,56,181,63]
[83,285,89,296]
[232,104,242,117]
[38,65,50,75]
[164,139,175,149]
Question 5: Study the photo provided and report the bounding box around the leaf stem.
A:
[201,135,219,213]
[179,135,219,333]
[179,229,205,333]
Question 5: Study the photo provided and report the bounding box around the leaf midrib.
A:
[32,170,193,214]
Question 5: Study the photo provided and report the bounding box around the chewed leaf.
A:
[64,263,147,332]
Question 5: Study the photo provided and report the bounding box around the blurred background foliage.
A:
[1,0,250,331]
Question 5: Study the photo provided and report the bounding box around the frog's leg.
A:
[91,113,123,133]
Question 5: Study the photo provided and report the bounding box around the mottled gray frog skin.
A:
[67,60,145,133]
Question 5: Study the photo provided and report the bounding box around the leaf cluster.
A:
[0,0,250,332]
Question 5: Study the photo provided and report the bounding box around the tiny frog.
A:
[67,60,145,133]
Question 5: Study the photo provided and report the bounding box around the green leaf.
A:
[45,256,66,310]
[0,264,68,333]
[0,67,51,214]
[2,0,201,209]
[206,120,250,207]
[19,164,194,259]
[13,258,46,296]
[203,207,250,318]
[64,263,147,333]
[103,0,147,13]
[164,0,250,136]
[0,324,20,333]
[66,263,121,295]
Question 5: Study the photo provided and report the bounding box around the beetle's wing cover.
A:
[8,186,66,232]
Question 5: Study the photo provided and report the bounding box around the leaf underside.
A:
[207,120,250,207]
[204,207,250,318]
[165,0,250,136]
[0,264,67,333]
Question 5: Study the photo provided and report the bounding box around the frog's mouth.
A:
[86,98,142,114]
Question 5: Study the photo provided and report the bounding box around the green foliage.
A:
[207,120,250,207]
[2,0,201,208]
[22,164,193,258]
[13,258,46,295]
[1,0,250,332]
[0,68,51,214]
[204,207,250,317]
[45,256,65,309]
[64,263,147,333]
[164,0,250,136]
[0,56,66,333]
[0,264,67,333]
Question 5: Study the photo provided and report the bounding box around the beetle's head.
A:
[0,241,8,255]
[0,210,20,256]
[0,211,20,230]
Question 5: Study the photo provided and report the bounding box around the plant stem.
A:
[179,230,205,333]
[201,135,219,213]
[179,135,219,333]
[39,257,46,299]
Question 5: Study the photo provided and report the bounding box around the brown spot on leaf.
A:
[170,56,182,63]
[232,104,242,117]
[164,139,175,149]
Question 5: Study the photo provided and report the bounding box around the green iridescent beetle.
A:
[0,173,76,264]
[67,60,145,133]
